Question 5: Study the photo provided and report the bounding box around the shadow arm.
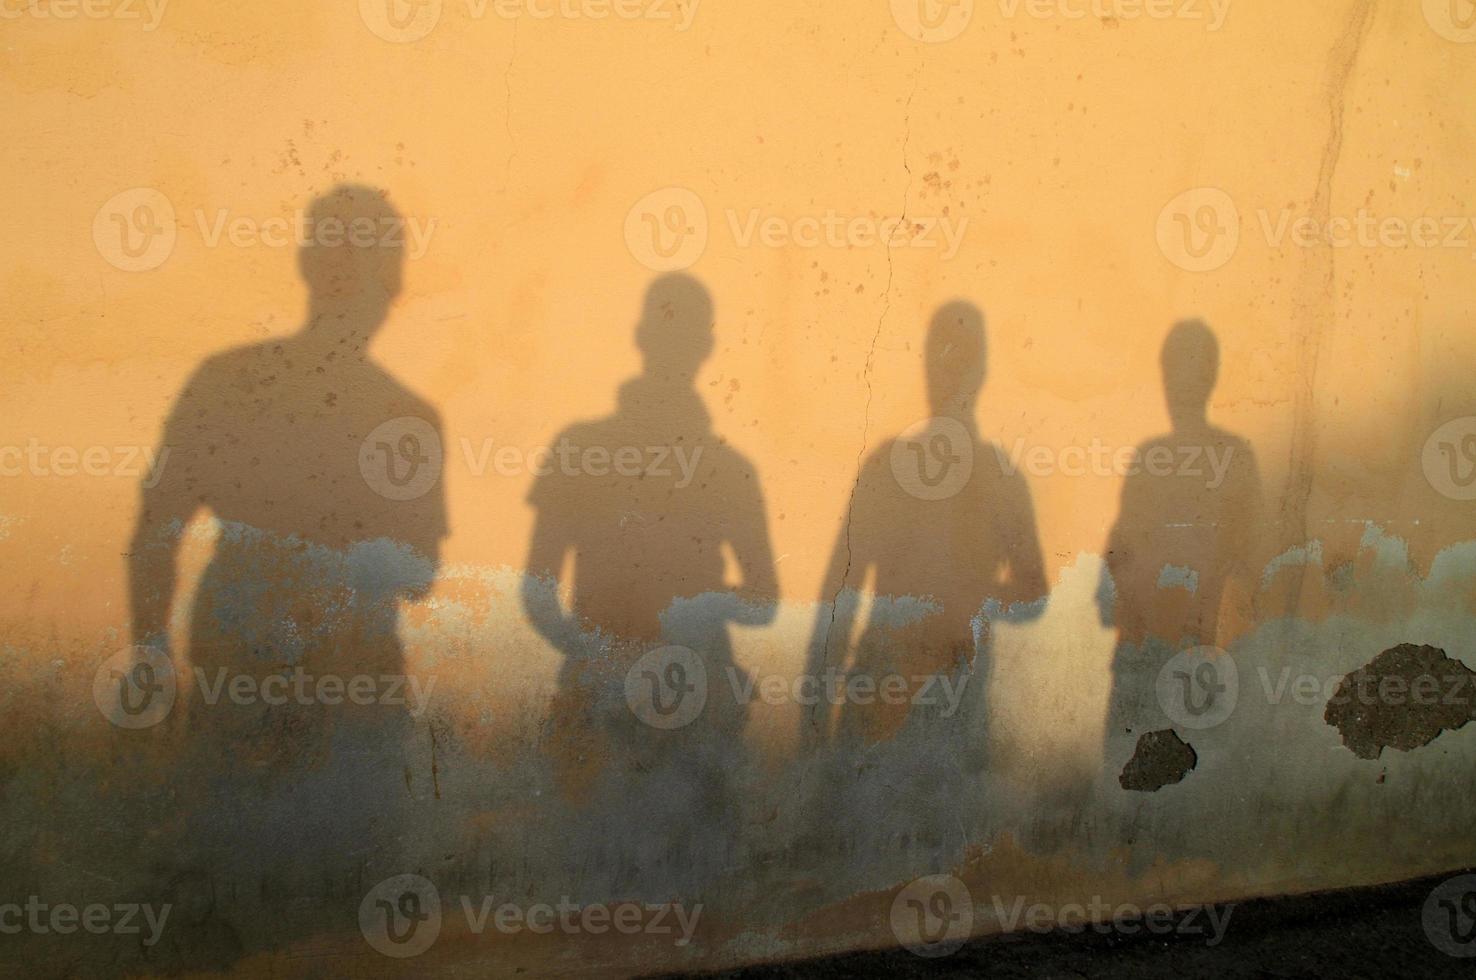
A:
[521,515,583,657]
[997,471,1049,623]
[127,410,198,651]
[725,482,780,628]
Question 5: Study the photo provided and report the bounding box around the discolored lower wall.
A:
[2,0,1476,976]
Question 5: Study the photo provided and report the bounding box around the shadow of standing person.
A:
[127,184,446,960]
[1097,320,1263,779]
[521,274,778,906]
[795,301,1048,888]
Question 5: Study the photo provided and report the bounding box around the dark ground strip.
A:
[656,870,1476,979]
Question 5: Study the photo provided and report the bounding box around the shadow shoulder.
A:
[1205,424,1257,456]
[542,415,611,454]
[700,437,764,479]
[166,339,287,412]
[368,364,443,430]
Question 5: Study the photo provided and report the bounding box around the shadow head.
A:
[298,183,405,334]
[1161,319,1219,429]
[635,273,716,382]
[926,300,987,417]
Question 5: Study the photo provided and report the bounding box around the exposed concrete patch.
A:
[1119,729,1197,792]
[1156,564,1199,594]
[1324,643,1476,760]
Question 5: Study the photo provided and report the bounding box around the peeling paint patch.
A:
[1323,644,1476,760]
[980,592,1050,626]
[1260,540,1324,591]
[1119,729,1197,792]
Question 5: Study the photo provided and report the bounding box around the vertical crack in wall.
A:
[504,18,520,182]
[815,69,921,675]
[1279,0,1374,613]
[429,720,443,800]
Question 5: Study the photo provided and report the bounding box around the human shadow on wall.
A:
[1096,320,1263,777]
[794,301,1048,889]
[521,273,778,905]
[125,185,446,962]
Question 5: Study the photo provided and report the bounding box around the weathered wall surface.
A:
[3,0,1476,975]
